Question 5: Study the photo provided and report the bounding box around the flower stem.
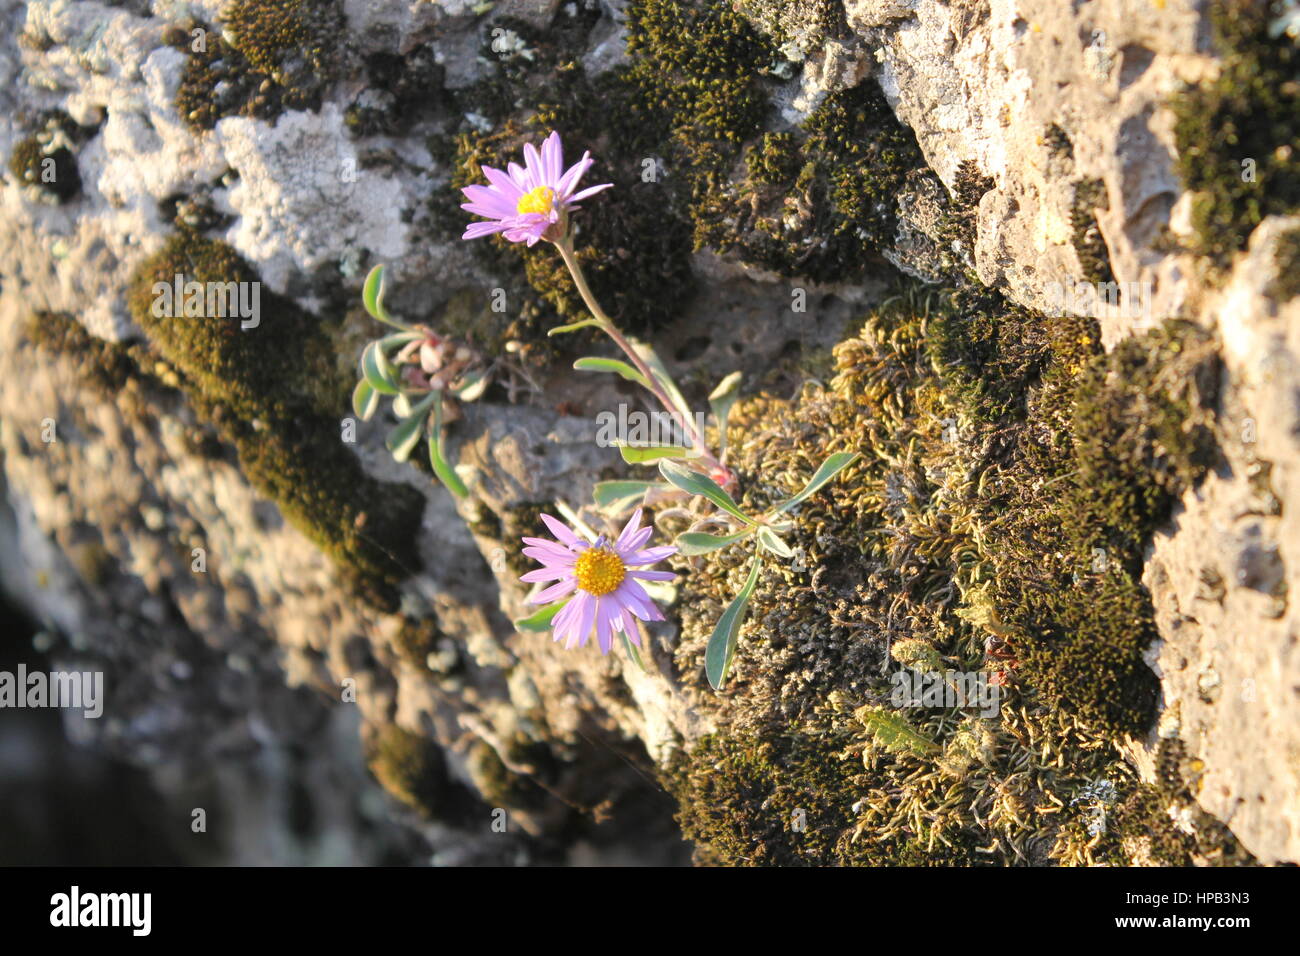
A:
[553,237,732,483]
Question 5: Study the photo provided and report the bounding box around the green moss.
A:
[393,616,442,669]
[1171,0,1300,269]
[7,110,87,203]
[172,1,342,132]
[1272,226,1300,300]
[663,284,1234,865]
[128,230,424,609]
[224,0,342,87]
[1070,177,1115,284]
[694,83,925,281]
[940,159,995,260]
[26,312,141,393]
[366,725,468,820]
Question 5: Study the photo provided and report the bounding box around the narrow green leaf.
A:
[621,630,647,672]
[428,392,469,498]
[617,442,692,465]
[677,530,749,556]
[573,357,651,389]
[756,526,794,558]
[773,451,860,514]
[593,480,662,509]
[514,597,570,632]
[361,341,400,395]
[595,478,665,515]
[378,330,421,351]
[629,338,694,423]
[708,370,743,457]
[385,393,436,462]
[705,555,762,690]
[362,264,409,329]
[351,379,380,420]
[658,459,754,525]
[547,317,602,336]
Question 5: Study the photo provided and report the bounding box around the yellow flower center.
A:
[516,185,557,216]
[574,547,626,597]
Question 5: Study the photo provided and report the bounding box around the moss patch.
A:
[662,285,1234,865]
[1271,226,1300,301]
[366,725,479,822]
[128,230,424,609]
[1171,0,1300,269]
[6,110,92,203]
[693,82,926,282]
[172,1,343,132]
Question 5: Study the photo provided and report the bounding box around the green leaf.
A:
[629,338,694,424]
[547,317,602,336]
[361,341,400,395]
[514,597,570,632]
[621,630,647,672]
[352,379,380,420]
[705,555,762,690]
[452,368,489,402]
[385,393,436,462]
[617,442,692,465]
[772,452,860,514]
[708,370,743,457]
[362,264,409,329]
[592,480,663,510]
[378,330,422,351]
[573,357,651,389]
[756,526,794,558]
[658,459,754,525]
[854,705,940,756]
[676,530,749,556]
[427,393,469,498]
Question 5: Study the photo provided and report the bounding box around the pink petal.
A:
[621,608,643,645]
[462,221,508,240]
[629,569,676,581]
[556,153,592,196]
[482,165,524,201]
[567,182,613,204]
[520,566,571,583]
[542,131,563,183]
[551,594,581,644]
[539,514,585,549]
[615,508,644,549]
[507,161,534,192]
[523,141,544,182]
[595,600,617,654]
[521,537,577,561]
[532,578,577,604]
[571,593,597,649]
[627,545,676,566]
[616,525,654,556]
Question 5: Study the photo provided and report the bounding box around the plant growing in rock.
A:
[352,265,489,498]
[461,130,858,687]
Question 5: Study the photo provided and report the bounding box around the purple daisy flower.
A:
[459,130,612,246]
[520,509,677,654]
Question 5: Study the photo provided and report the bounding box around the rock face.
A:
[0,0,1297,865]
